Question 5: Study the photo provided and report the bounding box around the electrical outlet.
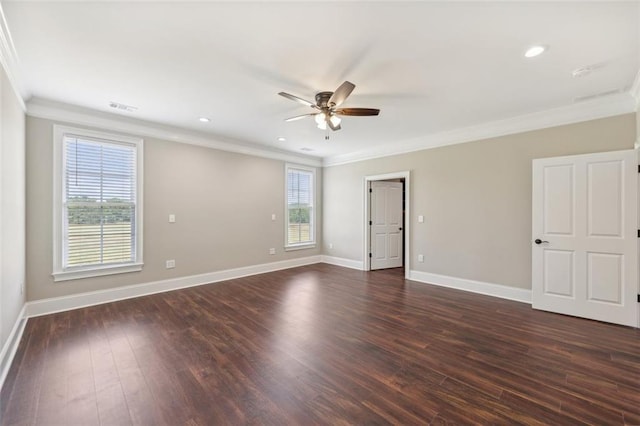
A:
[269,248,276,255]
[271,213,276,221]
[418,215,424,223]
[169,214,176,223]
[166,259,175,269]
[418,254,424,263]
[329,243,333,249]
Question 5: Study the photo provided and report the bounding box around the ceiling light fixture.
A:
[277,137,286,142]
[314,112,341,130]
[315,112,327,130]
[524,45,546,58]
[199,117,211,123]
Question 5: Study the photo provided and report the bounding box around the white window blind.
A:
[286,165,315,247]
[63,135,137,269]
[53,126,143,281]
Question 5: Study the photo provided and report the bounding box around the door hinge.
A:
[637,294,640,303]
[369,253,372,258]
[637,229,640,238]
[637,165,640,173]
[369,188,372,193]
[369,220,372,226]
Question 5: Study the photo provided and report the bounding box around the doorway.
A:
[364,171,410,278]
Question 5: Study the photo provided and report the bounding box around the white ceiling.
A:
[3,1,639,162]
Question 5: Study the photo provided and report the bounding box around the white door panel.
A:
[543,249,575,297]
[587,160,623,237]
[587,252,622,304]
[371,181,403,270]
[543,164,575,236]
[532,149,637,327]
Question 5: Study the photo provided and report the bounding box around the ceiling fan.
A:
[278,81,380,131]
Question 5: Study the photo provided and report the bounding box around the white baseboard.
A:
[0,304,27,391]
[409,270,532,304]
[320,255,364,270]
[26,255,322,318]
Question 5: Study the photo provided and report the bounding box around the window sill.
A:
[53,263,143,282]
[284,244,316,252]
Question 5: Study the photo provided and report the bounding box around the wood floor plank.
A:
[2,264,639,425]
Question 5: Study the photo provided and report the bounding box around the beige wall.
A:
[323,114,636,290]
[26,116,321,301]
[0,66,26,351]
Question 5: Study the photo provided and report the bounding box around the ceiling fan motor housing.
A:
[315,91,333,108]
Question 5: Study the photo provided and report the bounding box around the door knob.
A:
[534,239,549,245]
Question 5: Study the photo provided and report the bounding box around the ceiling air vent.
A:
[109,102,138,112]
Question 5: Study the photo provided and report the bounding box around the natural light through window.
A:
[53,126,143,281]
[285,164,315,249]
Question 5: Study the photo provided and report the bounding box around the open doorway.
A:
[364,171,410,279]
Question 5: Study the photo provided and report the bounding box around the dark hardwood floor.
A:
[1,264,639,425]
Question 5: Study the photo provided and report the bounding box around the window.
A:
[53,126,143,281]
[285,164,315,249]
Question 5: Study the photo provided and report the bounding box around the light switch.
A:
[418,254,424,263]
[169,214,176,223]
[271,213,276,221]
[418,215,424,223]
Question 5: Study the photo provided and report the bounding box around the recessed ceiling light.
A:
[199,117,211,123]
[277,137,286,142]
[524,45,547,58]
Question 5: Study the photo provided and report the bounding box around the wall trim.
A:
[631,68,640,109]
[409,270,532,304]
[323,93,636,167]
[25,256,322,318]
[0,304,27,391]
[320,255,364,270]
[0,2,26,111]
[26,98,322,168]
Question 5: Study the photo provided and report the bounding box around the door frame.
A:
[363,171,411,278]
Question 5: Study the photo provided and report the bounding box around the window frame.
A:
[52,125,144,282]
[284,163,316,251]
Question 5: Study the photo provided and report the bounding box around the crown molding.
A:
[26,98,322,167]
[323,92,636,167]
[0,2,26,111]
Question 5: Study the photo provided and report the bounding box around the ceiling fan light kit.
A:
[279,81,380,133]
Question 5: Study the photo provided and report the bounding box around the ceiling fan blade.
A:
[278,92,319,109]
[285,113,316,122]
[328,81,355,107]
[334,107,380,116]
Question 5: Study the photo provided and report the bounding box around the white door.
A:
[532,149,638,327]
[370,181,403,270]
